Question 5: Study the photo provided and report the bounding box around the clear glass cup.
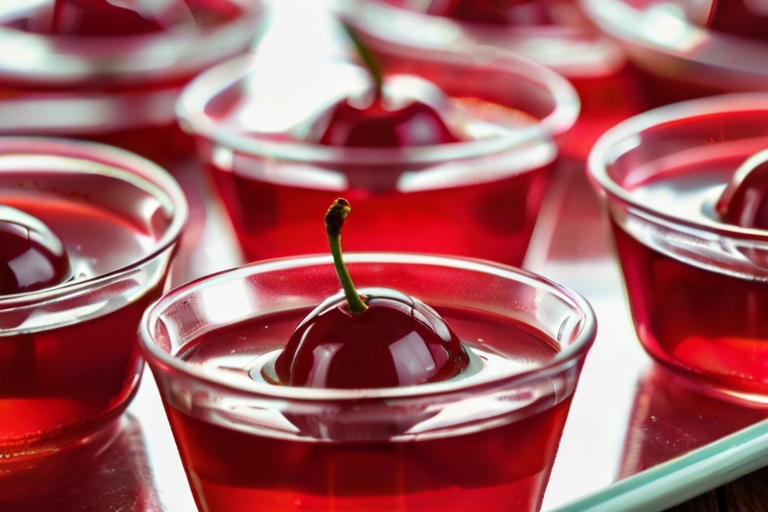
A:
[579,0,768,108]
[0,0,267,165]
[0,137,188,459]
[587,93,768,400]
[139,253,596,512]
[176,51,579,267]
[335,0,639,162]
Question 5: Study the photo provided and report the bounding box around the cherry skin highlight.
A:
[717,149,768,228]
[0,205,72,295]
[274,288,468,388]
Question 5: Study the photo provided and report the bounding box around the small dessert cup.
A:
[176,51,579,266]
[580,0,768,108]
[588,93,768,400]
[0,137,187,459]
[139,253,596,512]
[335,0,639,161]
[0,0,266,164]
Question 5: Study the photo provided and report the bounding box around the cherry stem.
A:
[340,21,383,101]
[325,198,368,315]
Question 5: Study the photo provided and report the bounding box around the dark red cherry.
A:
[0,206,72,296]
[318,96,461,148]
[427,0,554,26]
[274,288,468,388]
[272,198,469,389]
[716,149,768,228]
[49,0,165,36]
[316,22,461,148]
[706,0,768,41]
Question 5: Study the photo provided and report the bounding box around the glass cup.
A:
[140,253,596,512]
[579,0,768,108]
[176,51,579,267]
[588,93,768,400]
[335,0,640,162]
[0,137,188,459]
[0,0,267,165]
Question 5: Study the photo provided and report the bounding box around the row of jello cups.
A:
[3,2,768,512]
[0,54,592,512]
[0,3,592,512]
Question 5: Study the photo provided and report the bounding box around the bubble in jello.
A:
[0,205,72,295]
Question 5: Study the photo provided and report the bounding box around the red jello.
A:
[0,0,265,165]
[589,95,768,398]
[179,55,577,266]
[167,306,567,512]
[337,0,639,163]
[140,254,597,512]
[580,0,768,110]
[0,138,187,458]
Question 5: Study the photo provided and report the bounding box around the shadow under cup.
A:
[177,51,578,266]
[588,94,768,400]
[0,137,187,459]
[139,253,596,512]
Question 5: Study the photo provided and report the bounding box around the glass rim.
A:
[0,136,189,308]
[579,0,768,84]
[139,252,597,402]
[336,0,627,78]
[0,2,266,85]
[175,51,580,165]
[587,92,768,241]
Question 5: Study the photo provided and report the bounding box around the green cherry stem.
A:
[325,198,368,315]
[340,21,383,101]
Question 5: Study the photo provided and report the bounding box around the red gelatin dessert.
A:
[589,95,768,398]
[140,253,596,512]
[0,138,187,458]
[0,0,265,164]
[178,48,578,266]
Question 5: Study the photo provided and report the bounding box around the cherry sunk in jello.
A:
[427,0,554,25]
[315,25,461,148]
[716,149,768,228]
[273,198,469,388]
[706,0,768,42]
[0,205,71,295]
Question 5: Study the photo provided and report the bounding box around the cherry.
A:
[0,206,72,296]
[49,0,166,37]
[317,97,461,148]
[716,149,768,228]
[314,23,461,148]
[273,198,469,389]
[705,0,768,41]
[426,0,554,26]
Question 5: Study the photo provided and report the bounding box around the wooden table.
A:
[668,470,768,512]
